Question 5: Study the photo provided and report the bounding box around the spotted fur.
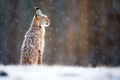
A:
[20,8,50,65]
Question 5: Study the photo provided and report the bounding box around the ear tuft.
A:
[34,7,40,10]
[34,7,42,17]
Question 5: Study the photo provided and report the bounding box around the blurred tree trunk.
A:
[86,0,107,66]
[8,0,19,64]
[0,0,19,64]
[79,0,89,66]
[64,0,78,65]
[97,0,107,65]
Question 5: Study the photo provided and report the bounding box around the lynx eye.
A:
[46,22,49,25]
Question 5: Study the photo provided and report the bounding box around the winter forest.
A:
[0,0,120,80]
[0,0,120,66]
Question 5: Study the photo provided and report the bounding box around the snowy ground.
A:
[0,65,120,80]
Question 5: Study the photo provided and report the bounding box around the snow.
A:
[0,65,120,80]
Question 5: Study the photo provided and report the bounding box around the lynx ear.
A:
[34,7,42,18]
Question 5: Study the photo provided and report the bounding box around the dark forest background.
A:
[0,0,120,67]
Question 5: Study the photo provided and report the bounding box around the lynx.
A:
[20,7,50,65]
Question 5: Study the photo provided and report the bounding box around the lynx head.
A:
[34,7,50,27]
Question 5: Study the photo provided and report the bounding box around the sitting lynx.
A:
[20,7,50,65]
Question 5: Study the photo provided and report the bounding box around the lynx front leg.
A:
[37,50,42,64]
